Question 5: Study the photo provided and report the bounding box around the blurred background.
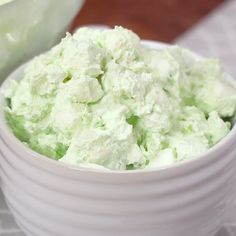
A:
[70,0,224,42]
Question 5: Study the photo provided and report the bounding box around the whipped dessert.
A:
[3,27,236,170]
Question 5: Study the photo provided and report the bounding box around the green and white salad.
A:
[3,27,236,170]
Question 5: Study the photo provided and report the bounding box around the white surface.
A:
[0,41,236,236]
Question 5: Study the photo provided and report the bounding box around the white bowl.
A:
[0,41,236,236]
[0,0,85,83]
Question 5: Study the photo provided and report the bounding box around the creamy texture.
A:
[3,27,236,170]
[0,0,13,6]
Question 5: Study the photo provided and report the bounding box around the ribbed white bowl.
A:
[0,41,236,236]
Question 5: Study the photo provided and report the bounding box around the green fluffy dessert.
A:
[3,26,236,170]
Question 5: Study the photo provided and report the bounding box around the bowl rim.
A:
[0,39,236,175]
[0,0,15,7]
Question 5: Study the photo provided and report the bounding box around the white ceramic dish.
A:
[0,41,236,236]
[0,0,85,83]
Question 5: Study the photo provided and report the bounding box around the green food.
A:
[3,27,236,170]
